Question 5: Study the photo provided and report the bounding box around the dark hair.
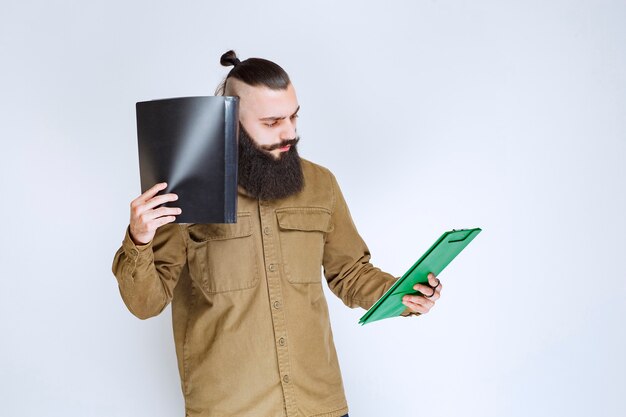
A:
[214,50,291,95]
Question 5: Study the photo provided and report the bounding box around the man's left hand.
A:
[401,272,442,315]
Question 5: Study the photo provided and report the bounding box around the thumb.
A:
[427,272,439,287]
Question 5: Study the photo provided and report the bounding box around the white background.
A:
[1,1,625,416]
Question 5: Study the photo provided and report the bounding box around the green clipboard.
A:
[358,228,482,325]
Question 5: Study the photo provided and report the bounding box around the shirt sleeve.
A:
[321,170,415,318]
[111,223,187,319]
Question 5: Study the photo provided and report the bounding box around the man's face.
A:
[231,79,300,159]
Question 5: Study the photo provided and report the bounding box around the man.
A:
[112,50,442,417]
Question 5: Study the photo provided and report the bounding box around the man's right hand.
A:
[129,182,182,245]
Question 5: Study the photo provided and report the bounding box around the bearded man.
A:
[112,50,442,417]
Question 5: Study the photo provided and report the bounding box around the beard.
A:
[237,123,304,201]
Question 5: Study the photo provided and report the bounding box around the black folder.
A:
[136,96,239,224]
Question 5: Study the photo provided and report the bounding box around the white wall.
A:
[1,1,624,416]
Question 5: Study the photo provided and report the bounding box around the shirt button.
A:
[263,227,271,235]
[278,337,286,346]
[282,374,290,383]
[273,301,281,309]
[268,264,277,272]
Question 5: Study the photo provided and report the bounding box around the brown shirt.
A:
[112,159,414,417]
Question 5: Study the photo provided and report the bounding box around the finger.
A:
[403,295,435,309]
[143,193,179,211]
[413,283,436,297]
[423,285,441,302]
[402,299,430,314]
[152,215,177,228]
[134,208,180,233]
[144,206,182,221]
[133,182,168,205]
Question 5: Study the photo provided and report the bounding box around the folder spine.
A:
[223,97,239,223]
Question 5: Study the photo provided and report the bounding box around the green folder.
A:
[359,228,482,325]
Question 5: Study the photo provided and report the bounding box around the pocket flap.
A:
[276,208,333,233]
[187,213,252,242]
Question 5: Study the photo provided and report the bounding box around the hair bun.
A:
[220,50,241,67]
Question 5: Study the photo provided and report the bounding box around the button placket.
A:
[258,201,297,416]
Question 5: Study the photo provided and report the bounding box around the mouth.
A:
[261,138,299,153]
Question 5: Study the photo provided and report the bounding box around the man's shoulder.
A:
[295,158,340,206]
[300,158,336,182]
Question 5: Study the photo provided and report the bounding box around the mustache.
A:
[260,137,301,151]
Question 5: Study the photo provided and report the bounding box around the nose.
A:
[279,118,297,140]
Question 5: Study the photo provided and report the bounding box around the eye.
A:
[265,121,278,127]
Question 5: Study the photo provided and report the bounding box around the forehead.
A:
[234,81,298,118]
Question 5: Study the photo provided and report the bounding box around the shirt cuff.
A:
[121,225,153,260]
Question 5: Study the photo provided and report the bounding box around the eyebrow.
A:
[259,105,300,121]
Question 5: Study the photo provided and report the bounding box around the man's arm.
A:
[322,172,442,317]
[321,170,415,316]
[111,182,186,319]
[112,223,187,319]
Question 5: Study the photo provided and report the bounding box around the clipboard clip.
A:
[449,229,474,243]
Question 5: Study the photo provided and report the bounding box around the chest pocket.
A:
[186,213,259,294]
[276,208,333,284]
